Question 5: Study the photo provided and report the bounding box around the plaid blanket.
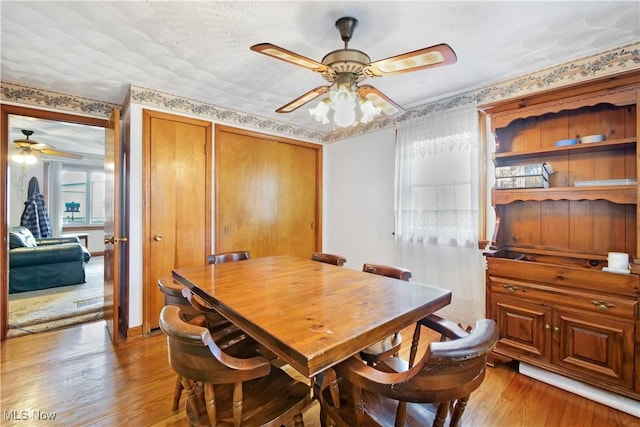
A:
[20,193,52,238]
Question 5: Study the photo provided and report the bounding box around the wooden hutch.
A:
[483,71,640,401]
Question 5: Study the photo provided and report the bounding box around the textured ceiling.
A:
[2,1,639,155]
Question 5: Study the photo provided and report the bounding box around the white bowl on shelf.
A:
[579,134,606,144]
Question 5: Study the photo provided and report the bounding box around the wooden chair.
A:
[362,263,412,281]
[207,250,251,264]
[158,276,207,326]
[359,263,413,365]
[160,305,312,426]
[158,276,244,412]
[318,318,499,427]
[309,251,347,377]
[158,276,235,333]
[311,252,347,266]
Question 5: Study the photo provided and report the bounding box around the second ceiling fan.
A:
[12,129,82,163]
[251,16,457,127]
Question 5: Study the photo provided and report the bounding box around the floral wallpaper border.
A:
[2,41,638,143]
[326,41,640,142]
[127,85,328,142]
[0,84,120,118]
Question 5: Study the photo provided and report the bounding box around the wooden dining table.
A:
[172,255,452,378]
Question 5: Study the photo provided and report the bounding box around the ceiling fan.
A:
[12,129,83,163]
[250,16,457,126]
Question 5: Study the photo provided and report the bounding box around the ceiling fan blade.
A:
[251,43,329,73]
[276,86,329,113]
[40,148,83,159]
[358,85,405,118]
[13,139,51,150]
[364,43,457,77]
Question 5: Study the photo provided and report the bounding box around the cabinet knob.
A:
[153,234,163,242]
[544,323,551,330]
[503,284,519,293]
[553,326,560,334]
[591,300,615,311]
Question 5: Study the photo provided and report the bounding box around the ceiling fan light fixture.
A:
[359,99,381,124]
[309,72,382,128]
[11,149,37,164]
[309,83,383,128]
[309,99,330,124]
[330,83,358,127]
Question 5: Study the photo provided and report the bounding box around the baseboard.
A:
[519,363,639,417]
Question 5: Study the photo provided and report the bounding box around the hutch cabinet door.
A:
[492,293,552,360]
[552,309,634,390]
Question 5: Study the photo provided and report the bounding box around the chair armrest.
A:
[420,314,469,340]
[332,321,498,400]
[333,355,423,389]
[429,319,498,362]
[181,287,218,314]
[159,305,271,376]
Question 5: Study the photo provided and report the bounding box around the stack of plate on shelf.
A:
[495,162,554,189]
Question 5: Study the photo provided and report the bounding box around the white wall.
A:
[323,128,398,267]
[8,162,43,227]
[324,127,486,326]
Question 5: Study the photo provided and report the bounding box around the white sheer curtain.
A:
[394,104,484,326]
[395,104,479,247]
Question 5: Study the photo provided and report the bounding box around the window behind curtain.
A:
[395,104,479,247]
[61,166,105,226]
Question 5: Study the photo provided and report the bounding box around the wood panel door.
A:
[276,143,318,256]
[492,293,551,361]
[143,110,211,332]
[552,308,634,389]
[215,125,320,258]
[103,108,122,342]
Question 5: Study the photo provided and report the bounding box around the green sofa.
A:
[9,226,91,294]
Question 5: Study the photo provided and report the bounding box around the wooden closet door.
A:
[215,125,320,258]
[216,131,279,257]
[144,110,211,332]
[277,143,317,257]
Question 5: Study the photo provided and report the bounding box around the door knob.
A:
[104,236,128,244]
[153,234,163,241]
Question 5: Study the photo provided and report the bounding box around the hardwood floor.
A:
[1,321,637,426]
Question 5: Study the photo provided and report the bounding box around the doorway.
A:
[2,106,107,338]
